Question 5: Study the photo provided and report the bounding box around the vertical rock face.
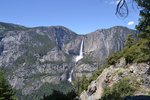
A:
[83,26,137,61]
[64,26,137,62]
[66,26,137,78]
[0,22,138,99]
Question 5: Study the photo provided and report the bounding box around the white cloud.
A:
[127,21,134,26]
[104,0,130,5]
[104,0,122,5]
[104,0,115,5]
[110,1,115,4]
[116,0,120,4]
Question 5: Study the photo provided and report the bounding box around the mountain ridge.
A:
[0,22,135,35]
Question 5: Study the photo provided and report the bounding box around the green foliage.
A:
[43,90,77,100]
[101,78,136,100]
[81,55,94,64]
[32,34,55,56]
[16,82,74,100]
[89,1,150,97]
[107,37,150,64]
[123,38,150,63]
[135,0,150,38]
[107,34,137,65]
[108,0,150,64]
[73,76,89,95]
[125,34,136,48]
[81,76,90,91]
[15,51,37,67]
[107,52,123,65]
[89,65,107,83]
[0,22,28,31]
[0,71,16,100]
[148,91,150,95]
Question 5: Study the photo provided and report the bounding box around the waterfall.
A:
[75,40,84,62]
[68,69,73,82]
[68,40,84,83]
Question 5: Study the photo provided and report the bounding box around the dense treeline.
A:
[43,90,77,100]
[15,82,74,100]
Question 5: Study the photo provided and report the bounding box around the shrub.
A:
[107,52,123,65]
[123,39,150,63]
[101,78,136,100]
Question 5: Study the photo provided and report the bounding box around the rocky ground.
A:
[80,58,150,100]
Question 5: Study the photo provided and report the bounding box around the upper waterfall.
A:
[75,40,84,62]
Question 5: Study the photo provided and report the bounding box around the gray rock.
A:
[80,63,150,100]
[116,57,126,67]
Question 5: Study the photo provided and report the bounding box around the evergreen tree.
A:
[0,71,16,100]
[135,0,150,36]
[43,90,77,100]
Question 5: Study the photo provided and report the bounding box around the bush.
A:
[123,39,150,63]
[107,52,123,65]
[101,78,136,100]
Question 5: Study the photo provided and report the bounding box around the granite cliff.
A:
[0,22,138,99]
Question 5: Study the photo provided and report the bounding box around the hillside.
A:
[80,33,150,100]
[0,22,138,99]
[80,58,150,100]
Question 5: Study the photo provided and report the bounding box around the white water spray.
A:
[75,40,84,62]
[68,40,84,82]
[68,69,73,82]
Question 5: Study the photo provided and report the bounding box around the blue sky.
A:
[0,0,139,34]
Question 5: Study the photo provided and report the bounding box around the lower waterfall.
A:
[68,69,73,82]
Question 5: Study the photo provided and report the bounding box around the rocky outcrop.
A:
[40,47,67,62]
[0,22,138,99]
[80,66,114,100]
[80,58,150,100]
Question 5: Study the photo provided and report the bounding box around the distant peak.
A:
[95,26,135,32]
[109,26,131,30]
[0,22,27,30]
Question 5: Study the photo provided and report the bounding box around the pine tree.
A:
[135,0,150,39]
[0,71,16,100]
